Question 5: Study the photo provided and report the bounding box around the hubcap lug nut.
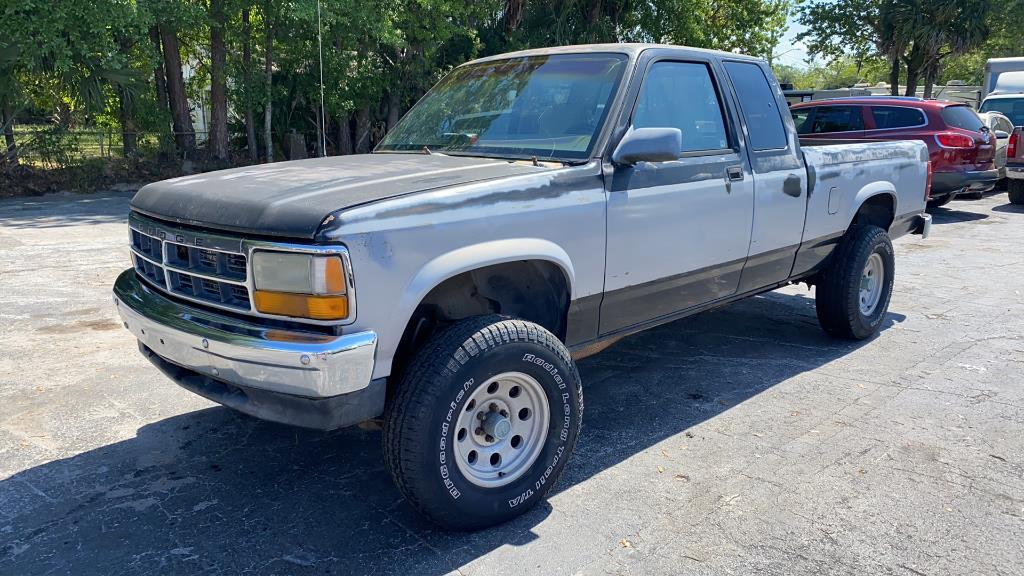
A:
[476,412,485,420]
[489,403,498,411]
[500,410,508,417]
[485,435,494,442]
[475,427,484,435]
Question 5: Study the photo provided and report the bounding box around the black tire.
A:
[383,315,583,530]
[815,225,895,340]
[1009,180,1024,204]
[927,194,954,208]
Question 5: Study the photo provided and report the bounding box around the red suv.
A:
[791,97,998,207]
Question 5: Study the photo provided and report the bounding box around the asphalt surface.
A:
[1,190,1022,576]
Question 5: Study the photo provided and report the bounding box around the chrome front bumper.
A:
[113,269,377,399]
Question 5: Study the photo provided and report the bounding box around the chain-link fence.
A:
[8,125,208,169]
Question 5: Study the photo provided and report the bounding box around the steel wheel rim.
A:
[859,252,884,315]
[453,371,550,488]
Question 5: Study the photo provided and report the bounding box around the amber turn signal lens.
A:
[318,256,346,294]
[254,291,349,320]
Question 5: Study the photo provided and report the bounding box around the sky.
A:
[774,13,811,68]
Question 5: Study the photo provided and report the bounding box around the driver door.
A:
[600,58,755,334]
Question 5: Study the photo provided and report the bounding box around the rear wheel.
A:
[815,225,895,340]
[383,315,583,530]
[1009,180,1024,204]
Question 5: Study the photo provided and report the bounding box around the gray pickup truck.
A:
[114,43,931,529]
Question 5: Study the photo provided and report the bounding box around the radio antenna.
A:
[317,0,327,156]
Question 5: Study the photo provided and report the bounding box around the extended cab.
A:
[113,44,931,529]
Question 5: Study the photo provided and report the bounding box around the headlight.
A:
[251,251,350,321]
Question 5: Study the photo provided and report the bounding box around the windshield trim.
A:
[375,52,631,163]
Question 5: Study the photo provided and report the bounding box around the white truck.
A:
[113,44,931,529]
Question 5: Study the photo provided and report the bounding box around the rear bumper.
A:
[931,169,1000,196]
[890,212,931,240]
[1007,165,1024,181]
[113,269,384,429]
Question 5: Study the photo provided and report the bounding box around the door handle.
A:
[725,165,744,194]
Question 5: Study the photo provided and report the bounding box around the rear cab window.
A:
[870,106,926,129]
[723,61,788,151]
[941,106,985,132]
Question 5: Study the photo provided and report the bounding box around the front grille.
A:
[128,226,251,312]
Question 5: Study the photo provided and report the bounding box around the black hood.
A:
[130,153,544,239]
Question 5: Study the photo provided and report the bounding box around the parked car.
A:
[979,93,1024,127]
[1006,127,1024,204]
[977,111,1015,194]
[113,44,931,530]
[791,97,998,207]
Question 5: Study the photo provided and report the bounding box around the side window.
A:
[808,106,864,133]
[633,61,729,153]
[723,61,788,151]
[791,109,812,134]
[871,106,926,129]
[997,117,1014,135]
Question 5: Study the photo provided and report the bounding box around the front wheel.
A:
[815,225,895,340]
[383,315,583,530]
[1009,180,1024,204]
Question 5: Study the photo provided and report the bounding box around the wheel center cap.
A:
[483,413,512,440]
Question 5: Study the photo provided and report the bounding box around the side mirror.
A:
[612,127,682,165]
[995,130,1010,139]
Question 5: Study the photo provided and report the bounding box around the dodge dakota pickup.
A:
[113,44,931,529]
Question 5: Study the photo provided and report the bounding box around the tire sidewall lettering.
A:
[433,347,578,510]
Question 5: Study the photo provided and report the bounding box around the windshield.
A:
[376,54,628,162]
[981,97,1024,127]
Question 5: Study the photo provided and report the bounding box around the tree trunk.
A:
[159,25,196,156]
[242,9,257,163]
[354,107,371,154]
[313,104,324,157]
[888,53,901,96]
[902,44,924,98]
[504,0,525,35]
[118,89,138,159]
[1,104,17,167]
[922,49,941,100]
[149,26,173,159]
[903,67,919,97]
[922,68,936,99]
[337,114,353,155]
[386,89,401,133]
[263,17,274,163]
[209,0,229,163]
[113,34,138,159]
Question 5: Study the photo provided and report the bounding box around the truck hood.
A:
[130,153,543,239]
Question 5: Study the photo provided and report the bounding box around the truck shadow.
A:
[0,290,904,575]
[925,205,989,224]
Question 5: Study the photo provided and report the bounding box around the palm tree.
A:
[913,0,990,98]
